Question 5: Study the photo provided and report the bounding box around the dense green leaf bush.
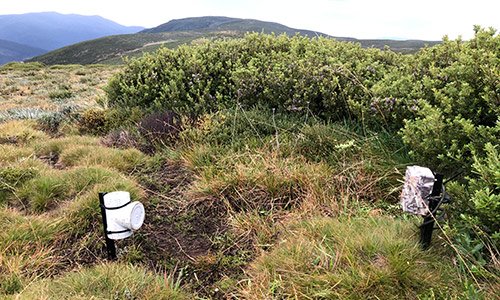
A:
[398,27,499,173]
[106,33,401,120]
[108,28,498,170]
[449,144,500,246]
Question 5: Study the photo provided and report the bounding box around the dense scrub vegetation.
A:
[108,27,498,169]
[0,28,498,299]
[108,27,499,249]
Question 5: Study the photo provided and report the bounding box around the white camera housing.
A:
[102,191,145,240]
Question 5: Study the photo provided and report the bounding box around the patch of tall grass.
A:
[14,263,191,299]
[238,217,468,299]
[0,120,48,144]
[181,107,408,217]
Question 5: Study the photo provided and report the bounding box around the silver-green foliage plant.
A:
[0,108,51,122]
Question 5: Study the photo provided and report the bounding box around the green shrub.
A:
[448,144,500,252]
[106,33,400,119]
[107,28,498,172]
[48,85,73,101]
[77,108,110,135]
[402,110,499,174]
[468,144,500,235]
[399,27,499,174]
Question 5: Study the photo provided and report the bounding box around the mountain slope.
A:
[28,31,241,65]
[142,16,328,37]
[142,16,240,33]
[0,39,46,64]
[0,12,143,51]
[29,16,439,65]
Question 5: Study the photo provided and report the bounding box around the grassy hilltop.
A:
[0,29,498,299]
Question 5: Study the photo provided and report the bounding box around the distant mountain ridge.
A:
[29,16,440,65]
[142,16,328,37]
[142,16,241,33]
[0,12,143,64]
[0,39,46,65]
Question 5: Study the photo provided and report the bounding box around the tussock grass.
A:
[0,120,48,144]
[1,164,142,293]
[31,134,148,172]
[238,217,464,299]
[0,144,35,165]
[33,135,98,157]
[186,148,334,212]
[17,172,66,212]
[0,209,60,253]
[183,142,401,218]
[0,119,149,296]
[228,211,282,254]
[0,103,493,298]
[0,165,40,205]
[0,245,60,295]
[14,263,190,299]
[58,145,147,172]
[0,209,63,295]
[182,108,406,208]
[2,141,145,213]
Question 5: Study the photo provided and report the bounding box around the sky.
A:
[1,0,499,40]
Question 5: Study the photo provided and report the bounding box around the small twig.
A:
[139,184,180,204]
[170,234,196,262]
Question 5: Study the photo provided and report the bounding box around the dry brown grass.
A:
[0,63,119,113]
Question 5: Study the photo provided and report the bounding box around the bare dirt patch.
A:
[122,160,256,296]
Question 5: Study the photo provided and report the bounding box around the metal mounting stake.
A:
[420,174,443,249]
[99,192,117,260]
